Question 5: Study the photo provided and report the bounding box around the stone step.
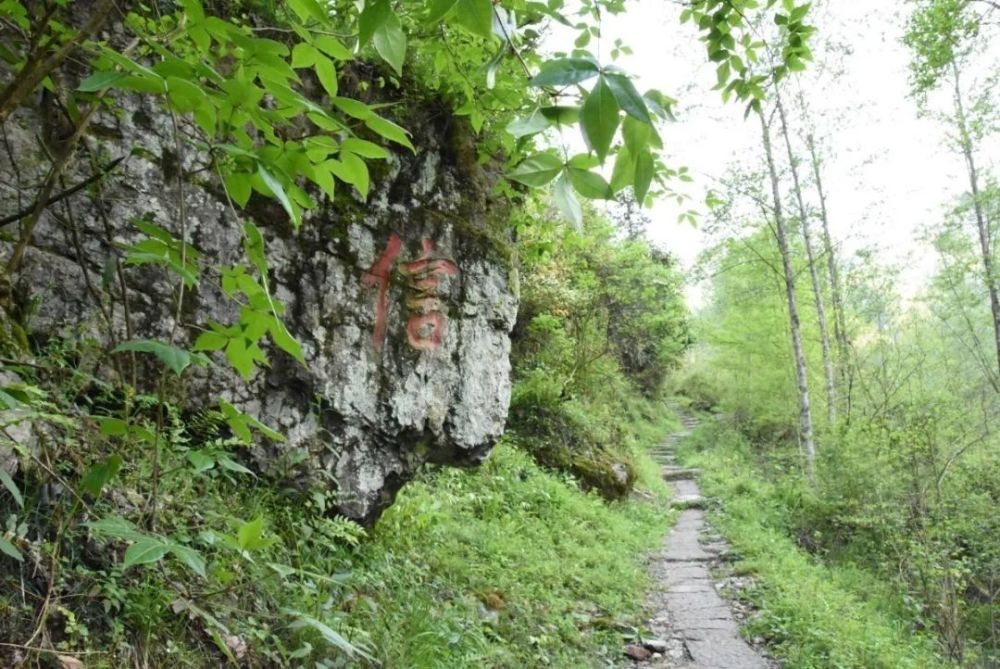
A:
[670,494,707,510]
[661,467,702,481]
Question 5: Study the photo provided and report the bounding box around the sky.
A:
[553,0,1000,307]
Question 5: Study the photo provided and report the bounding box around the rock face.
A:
[0,90,518,523]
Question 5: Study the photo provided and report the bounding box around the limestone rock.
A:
[0,89,518,524]
[642,638,668,653]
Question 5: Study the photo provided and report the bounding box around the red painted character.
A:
[361,235,458,351]
[399,239,458,350]
[360,233,402,350]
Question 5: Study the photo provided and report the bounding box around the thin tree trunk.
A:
[951,62,1000,386]
[805,132,852,392]
[759,109,816,481]
[775,90,836,426]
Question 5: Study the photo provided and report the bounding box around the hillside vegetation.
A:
[4,0,1000,667]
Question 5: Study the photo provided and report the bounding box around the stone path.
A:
[621,411,772,669]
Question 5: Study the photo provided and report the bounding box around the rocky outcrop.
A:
[0,88,518,523]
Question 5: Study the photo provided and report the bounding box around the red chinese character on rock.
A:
[399,239,458,351]
[361,235,459,352]
[361,233,402,350]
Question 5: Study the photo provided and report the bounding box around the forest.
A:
[0,0,997,667]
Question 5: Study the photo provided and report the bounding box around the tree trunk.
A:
[804,131,852,405]
[951,62,1000,387]
[775,91,836,426]
[759,109,817,481]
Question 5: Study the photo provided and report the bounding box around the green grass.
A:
[344,436,674,668]
[677,422,952,669]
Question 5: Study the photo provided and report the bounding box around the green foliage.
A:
[0,364,377,666]
[0,0,816,664]
[0,332,678,666]
[904,0,982,96]
[506,205,688,495]
[686,227,826,439]
[343,440,673,667]
[678,423,952,669]
[681,0,815,115]
[689,114,1000,661]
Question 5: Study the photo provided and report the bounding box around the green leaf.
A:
[622,115,661,152]
[610,145,635,193]
[0,389,20,410]
[553,173,583,229]
[427,0,459,23]
[180,0,206,21]
[226,337,256,380]
[237,515,273,551]
[114,340,192,376]
[291,43,319,68]
[78,70,125,92]
[287,0,329,23]
[123,537,169,570]
[0,536,22,562]
[116,75,168,95]
[314,35,351,60]
[0,468,22,507]
[223,171,252,208]
[242,221,269,280]
[79,454,123,498]
[310,163,336,199]
[219,400,285,443]
[540,106,581,126]
[567,167,613,200]
[506,108,550,138]
[324,157,366,198]
[257,165,300,227]
[194,330,229,351]
[633,149,654,204]
[285,610,375,660]
[166,75,204,113]
[454,0,494,39]
[218,456,255,476]
[567,153,600,170]
[529,58,600,87]
[508,152,564,187]
[581,76,620,161]
[332,96,373,120]
[365,115,414,151]
[341,138,389,159]
[269,318,306,364]
[358,0,391,47]
[187,449,216,472]
[314,54,338,98]
[170,544,207,578]
[603,73,652,124]
[85,516,148,542]
[373,12,406,77]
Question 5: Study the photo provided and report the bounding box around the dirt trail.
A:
[623,411,772,669]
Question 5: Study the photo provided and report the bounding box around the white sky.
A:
[552,0,999,306]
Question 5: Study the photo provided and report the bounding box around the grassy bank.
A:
[676,421,951,669]
[344,408,676,667]
[0,399,675,668]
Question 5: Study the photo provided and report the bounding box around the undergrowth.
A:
[677,420,952,669]
[0,345,676,667]
[345,430,673,668]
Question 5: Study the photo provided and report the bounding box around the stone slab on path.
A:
[620,414,772,669]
